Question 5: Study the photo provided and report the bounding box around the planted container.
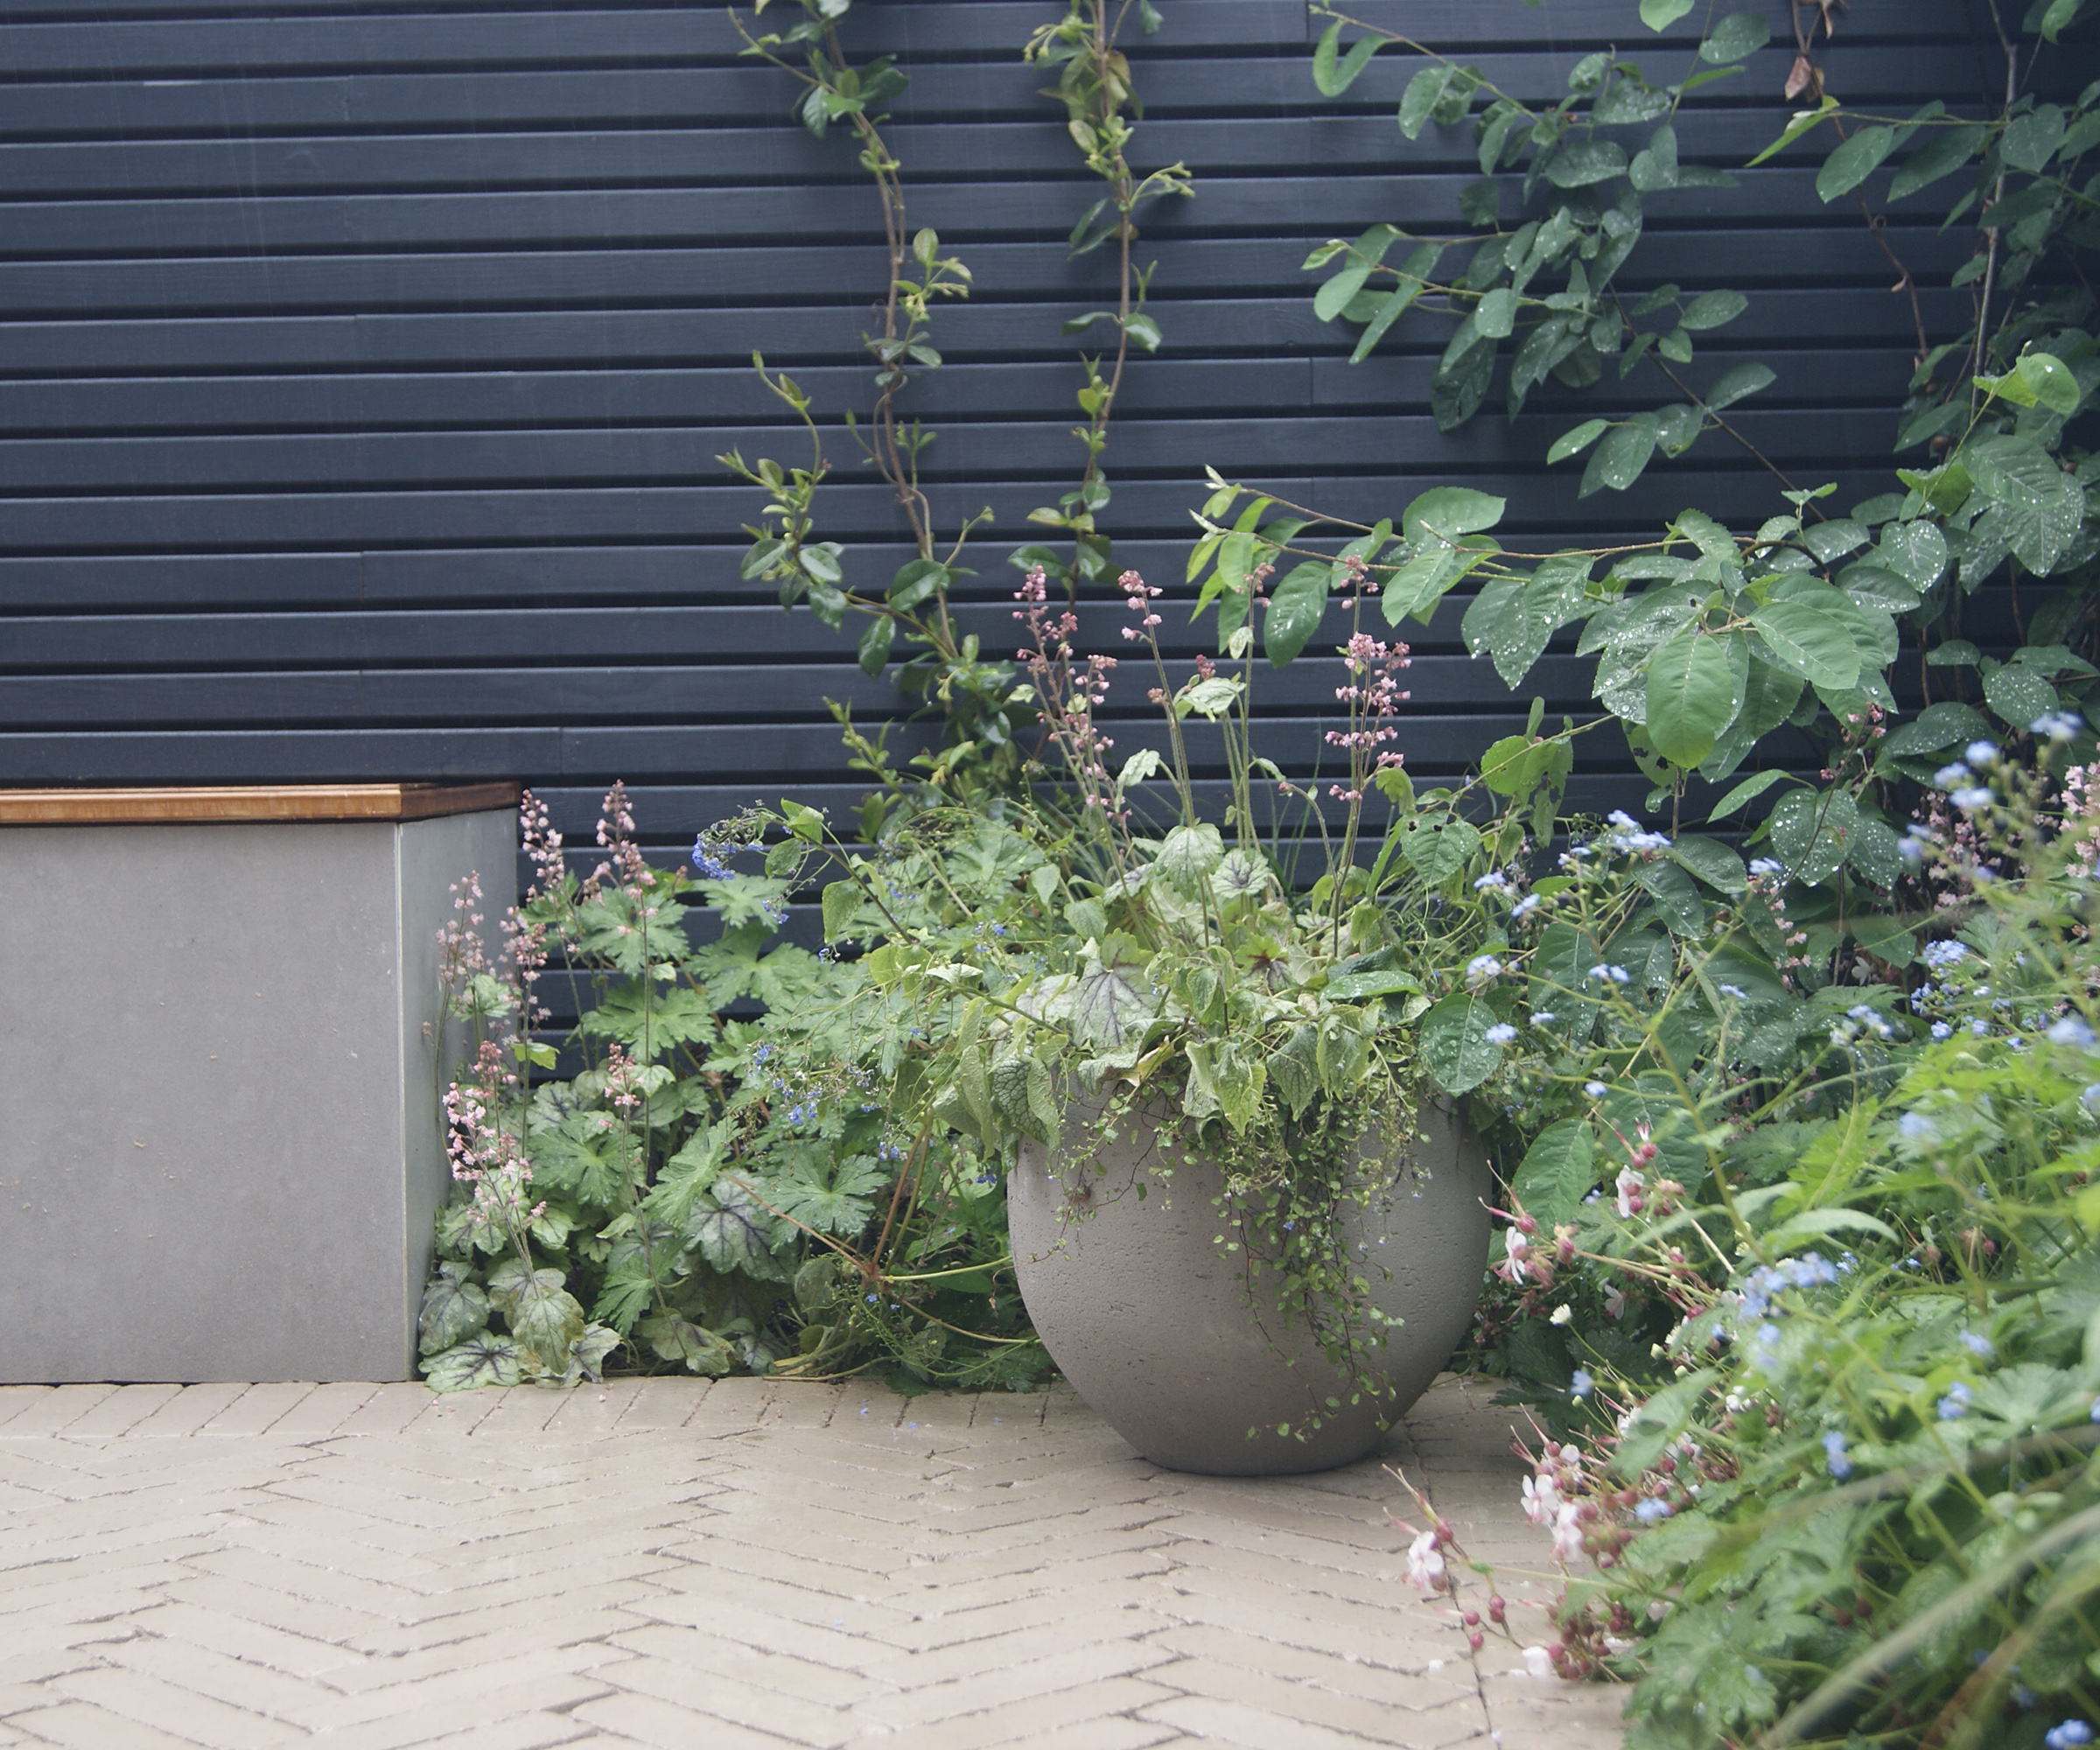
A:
[1010,1099,1491,1475]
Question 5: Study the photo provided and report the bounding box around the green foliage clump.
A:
[1397,751,2100,1750]
[417,784,1044,1395]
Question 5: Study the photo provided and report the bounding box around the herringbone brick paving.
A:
[0,1374,1625,1749]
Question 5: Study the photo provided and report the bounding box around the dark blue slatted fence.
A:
[0,0,2007,862]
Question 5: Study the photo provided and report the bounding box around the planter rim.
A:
[0,782,520,825]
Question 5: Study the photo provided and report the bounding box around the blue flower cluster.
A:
[691,836,766,880]
[1899,821,1937,870]
[1823,1430,1852,1479]
[1830,1003,1894,1046]
[1602,809,1671,855]
[1739,1253,1839,1321]
[2048,1015,2099,1051]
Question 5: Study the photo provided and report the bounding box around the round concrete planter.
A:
[1010,1101,1492,1475]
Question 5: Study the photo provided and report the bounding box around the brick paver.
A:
[0,1373,1625,1748]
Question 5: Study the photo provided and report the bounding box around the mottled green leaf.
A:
[1264,562,1329,666]
[1418,992,1506,1095]
[422,1334,523,1392]
[418,1262,490,1357]
[1768,788,1858,886]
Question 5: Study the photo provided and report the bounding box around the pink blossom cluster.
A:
[1013,565,1124,820]
[1117,567,1162,640]
[1744,862,1814,980]
[592,780,652,896]
[437,872,489,988]
[603,1041,642,1116]
[2066,764,2100,877]
[502,910,551,1028]
[521,788,565,896]
[443,1040,543,1230]
[1325,631,1411,802]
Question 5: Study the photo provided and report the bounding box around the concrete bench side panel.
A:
[0,809,515,1383]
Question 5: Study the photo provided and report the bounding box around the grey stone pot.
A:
[1010,1099,1492,1475]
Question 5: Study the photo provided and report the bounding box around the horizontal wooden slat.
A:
[0,404,1908,491]
[0,0,1978,49]
[0,38,1991,134]
[0,467,1907,552]
[0,652,1614,724]
[0,515,1970,611]
[0,172,1946,260]
[0,347,1924,432]
[0,108,1991,195]
[0,241,1964,331]
[0,712,1696,783]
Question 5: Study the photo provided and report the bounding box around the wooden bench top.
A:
[0,783,521,824]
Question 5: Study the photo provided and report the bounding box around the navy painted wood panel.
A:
[0,0,1997,861]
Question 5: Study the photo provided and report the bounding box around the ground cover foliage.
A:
[415,0,2100,1742]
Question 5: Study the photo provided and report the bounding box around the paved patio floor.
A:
[0,1373,1625,1750]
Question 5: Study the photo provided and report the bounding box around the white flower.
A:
[1550,1303,1573,1326]
[1404,1527,1447,1593]
[1522,1472,1563,1527]
[1550,1501,1585,1564]
[1615,1165,1645,1219]
[1605,1284,1628,1320]
[1521,1646,1555,1679]
[1504,1228,1531,1282]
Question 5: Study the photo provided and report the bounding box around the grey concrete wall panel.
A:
[0,809,516,1383]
